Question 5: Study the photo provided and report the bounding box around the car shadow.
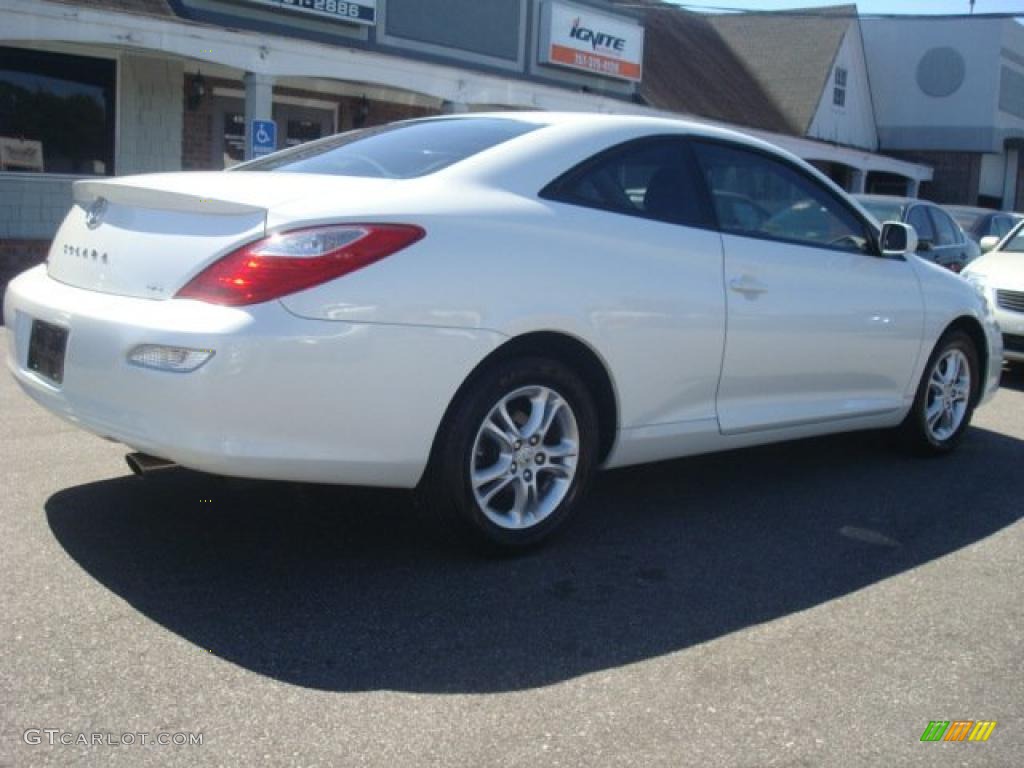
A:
[46,426,1022,694]
[1000,363,1024,392]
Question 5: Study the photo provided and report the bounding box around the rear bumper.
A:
[4,266,503,487]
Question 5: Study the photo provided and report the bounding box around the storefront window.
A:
[0,47,115,175]
[286,119,323,148]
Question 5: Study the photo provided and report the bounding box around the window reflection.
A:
[0,47,115,175]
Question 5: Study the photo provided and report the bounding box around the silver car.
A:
[855,195,979,272]
[946,205,1021,247]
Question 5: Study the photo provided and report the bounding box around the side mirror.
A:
[980,235,999,254]
[879,221,918,257]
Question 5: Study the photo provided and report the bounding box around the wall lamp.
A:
[187,71,207,111]
[353,94,370,128]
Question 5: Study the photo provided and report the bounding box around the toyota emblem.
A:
[85,197,108,229]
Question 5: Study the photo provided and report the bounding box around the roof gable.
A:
[705,5,856,134]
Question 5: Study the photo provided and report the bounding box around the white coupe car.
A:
[3,113,1003,549]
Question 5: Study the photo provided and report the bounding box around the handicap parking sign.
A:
[250,119,277,159]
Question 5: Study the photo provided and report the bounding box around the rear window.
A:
[234,117,539,179]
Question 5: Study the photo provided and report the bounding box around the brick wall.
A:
[181,75,234,171]
[357,97,437,129]
[0,239,49,320]
[887,150,982,205]
[182,104,214,170]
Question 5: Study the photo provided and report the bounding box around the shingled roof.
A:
[704,5,856,134]
[52,0,175,17]
[638,5,795,134]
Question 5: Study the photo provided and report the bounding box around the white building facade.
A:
[863,14,1024,209]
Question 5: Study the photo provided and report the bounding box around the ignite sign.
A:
[540,1,644,82]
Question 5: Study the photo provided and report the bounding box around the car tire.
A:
[898,329,979,455]
[423,357,599,552]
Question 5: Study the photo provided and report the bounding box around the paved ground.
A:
[1,332,1022,767]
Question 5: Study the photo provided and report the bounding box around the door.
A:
[691,140,924,434]
[927,204,968,270]
[906,204,940,264]
[540,136,725,428]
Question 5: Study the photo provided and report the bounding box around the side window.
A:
[692,141,870,252]
[929,207,958,247]
[993,216,1013,238]
[542,138,709,228]
[907,206,936,245]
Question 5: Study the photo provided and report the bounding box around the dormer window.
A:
[833,67,848,107]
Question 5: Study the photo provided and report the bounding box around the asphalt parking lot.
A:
[1,332,1022,768]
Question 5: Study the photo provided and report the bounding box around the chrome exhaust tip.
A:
[126,452,177,476]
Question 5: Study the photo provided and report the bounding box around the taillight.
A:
[176,224,425,306]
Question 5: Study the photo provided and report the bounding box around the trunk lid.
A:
[46,172,374,300]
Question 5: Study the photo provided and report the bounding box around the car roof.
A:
[944,204,1019,217]
[943,205,992,215]
[456,110,748,133]
[431,111,807,157]
[419,111,859,202]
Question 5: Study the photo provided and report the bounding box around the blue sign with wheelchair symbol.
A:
[250,119,277,159]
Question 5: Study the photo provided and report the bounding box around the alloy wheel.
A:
[469,385,580,530]
[924,348,971,442]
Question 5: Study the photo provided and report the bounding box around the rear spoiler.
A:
[73,178,266,217]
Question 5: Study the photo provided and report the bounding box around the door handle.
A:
[728,276,768,296]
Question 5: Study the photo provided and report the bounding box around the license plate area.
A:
[28,320,69,385]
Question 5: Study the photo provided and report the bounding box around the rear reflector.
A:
[176,224,425,306]
[128,348,216,374]
[128,344,215,372]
